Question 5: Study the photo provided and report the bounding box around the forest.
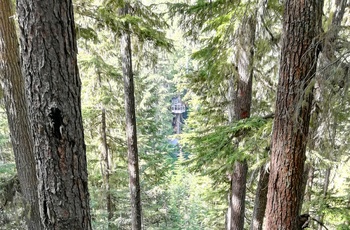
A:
[0,0,350,229]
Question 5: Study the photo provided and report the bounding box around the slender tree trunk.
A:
[250,165,269,230]
[120,3,142,229]
[313,1,347,227]
[264,1,323,229]
[249,2,271,227]
[0,1,42,229]
[298,164,310,215]
[304,165,314,211]
[323,0,347,62]
[96,69,113,227]
[317,1,347,227]
[229,161,248,230]
[317,168,331,230]
[16,0,92,229]
[101,107,113,227]
[227,15,256,230]
[302,164,315,228]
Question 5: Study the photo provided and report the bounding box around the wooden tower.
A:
[171,96,186,134]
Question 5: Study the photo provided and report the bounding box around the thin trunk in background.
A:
[0,1,42,229]
[304,165,314,209]
[323,0,347,62]
[264,0,323,229]
[310,1,347,227]
[16,0,92,228]
[250,165,269,230]
[227,14,256,230]
[299,165,310,214]
[318,1,347,225]
[249,1,276,227]
[317,168,331,230]
[101,108,113,226]
[119,3,142,229]
[97,70,113,227]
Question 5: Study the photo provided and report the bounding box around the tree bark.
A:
[264,1,323,229]
[16,0,92,229]
[96,69,113,228]
[101,107,113,227]
[120,3,142,230]
[227,15,256,230]
[0,1,42,229]
[250,165,269,230]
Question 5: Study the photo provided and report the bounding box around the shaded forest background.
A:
[0,0,350,229]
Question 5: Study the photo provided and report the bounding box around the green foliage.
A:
[167,0,281,226]
[76,25,99,43]
[76,1,178,228]
[0,163,15,175]
[0,0,348,229]
[168,0,253,41]
[0,106,12,162]
[0,168,18,209]
[182,115,272,184]
[149,156,226,230]
[0,163,24,229]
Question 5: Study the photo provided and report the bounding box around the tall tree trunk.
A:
[120,3,142,230]
[0,1,42,229]
[101,107,113,227]
[229,161,248,230]
[317,0,348,226]
[264,1,323,229]
[250,165,269,230]
[16,0,92,229]
[249,2,271,228]
[227,15,256,230]
[97,70,113,227]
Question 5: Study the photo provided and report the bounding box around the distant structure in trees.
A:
[171,96,186,134]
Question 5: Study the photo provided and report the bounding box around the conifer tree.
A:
[119,2,142,229]
[264,0,323,228]
[0,1,41,229]
[305,0,349,227]
[16,0,92,228]
[170,1,272,227]
[227,13,256,230]
[78,1,171,227]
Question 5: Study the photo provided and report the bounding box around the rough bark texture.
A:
[120,4,142,230]
[227,15,256,230]
[16,0,92,229]
[228,161,248,230]
[0,1,42,229]
[264,1,323,229]
[250,166,269,230]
